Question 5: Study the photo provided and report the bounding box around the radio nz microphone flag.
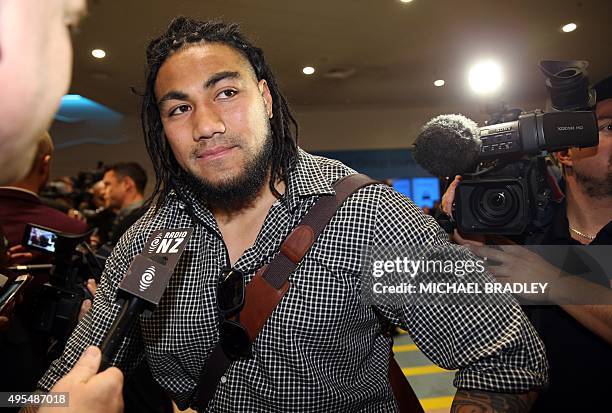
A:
[99,228,193,369]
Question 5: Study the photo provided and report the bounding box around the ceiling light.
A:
[434,79,445,87]
[91,49,106,59]
[302,66,315,75]
[468,60,503,95]
[400,0,414,3]
[562,23,577,33]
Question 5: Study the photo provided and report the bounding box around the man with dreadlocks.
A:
[39,17,547,412]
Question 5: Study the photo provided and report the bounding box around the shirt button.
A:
[220,375,227,384]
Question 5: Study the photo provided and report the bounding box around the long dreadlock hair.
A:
[141,17,299,209]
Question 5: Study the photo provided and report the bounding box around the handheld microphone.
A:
[98,228,193,370]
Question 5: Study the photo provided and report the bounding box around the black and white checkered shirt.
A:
[39,149,547,411]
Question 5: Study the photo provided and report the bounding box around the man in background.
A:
[102,162,148,245]
[85,180,116,247]
[0,132,89,264]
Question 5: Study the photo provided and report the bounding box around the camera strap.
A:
[196,173,423,412]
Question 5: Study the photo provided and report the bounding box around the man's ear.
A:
[123,176,136,192]
[555,149,573,169]
[36,154,52,190]
[258,79,273,119]
[39,155,51,177]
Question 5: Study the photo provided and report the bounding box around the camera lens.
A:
[482,189,513,218]
[471,185,520,227]
[489,192,506,209]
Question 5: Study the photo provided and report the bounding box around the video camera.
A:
[451,60,599,235]
[20,223,106,352]
[40,165,105,210]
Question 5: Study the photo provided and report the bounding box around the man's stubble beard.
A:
[178,128,274,212]
[573,157,612,199]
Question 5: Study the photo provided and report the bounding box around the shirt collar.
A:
[283,148,335,212]
[0,186,40,200]
[119,199,144,218]
[547,200,573,243]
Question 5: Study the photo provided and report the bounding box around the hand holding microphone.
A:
[25,228,193,413]
[37,346,124,413]
[99,228,193,370]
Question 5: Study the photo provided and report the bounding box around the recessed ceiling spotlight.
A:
[434,79,445,87]
[400,0,414,3]
[561,23,577,33]
[302,66,315,75]
[91,49,106,59]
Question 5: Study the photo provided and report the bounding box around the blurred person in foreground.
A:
[0,0,124,411]
[0,0,81,185]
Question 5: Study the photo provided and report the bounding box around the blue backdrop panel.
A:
[312,149,439,208]
[311,148,431,179]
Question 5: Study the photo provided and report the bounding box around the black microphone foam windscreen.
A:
[412,114,482,177]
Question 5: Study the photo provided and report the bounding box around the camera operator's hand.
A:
[441,175,461,216]
[0,295,18,332]
[468,243,562,302]
[86,278,98,296]
[0,283,24,332]
[0,315,11,332]
[39,346,124,413]
[78,279,98,322]
[7,245,33,265]
[68,209,86,223]
[89,233,101,249]
[450,228,486,247]
[441,175,486,247]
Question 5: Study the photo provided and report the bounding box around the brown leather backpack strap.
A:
[197,174,376,410]
[260,173,378,289]
[239,266,290,342]
[240,174,379,342]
